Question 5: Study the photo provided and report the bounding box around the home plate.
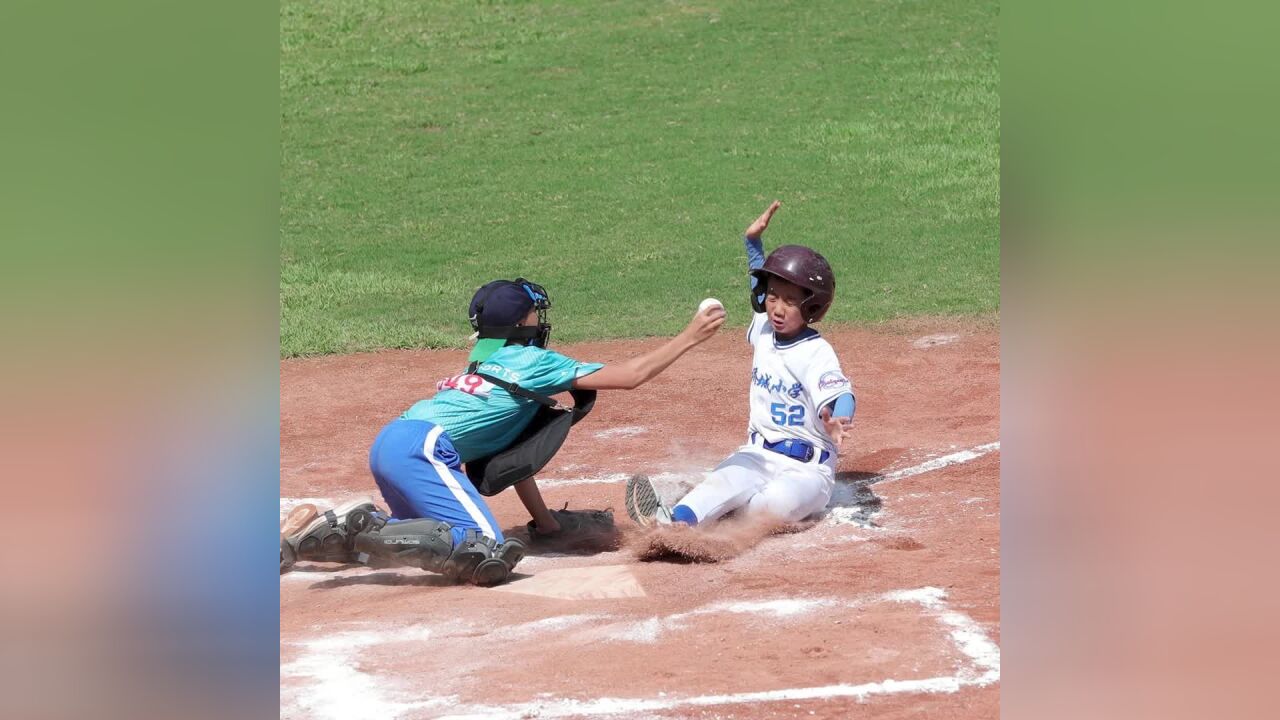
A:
[913,333,960,348]
[491,564,646,600]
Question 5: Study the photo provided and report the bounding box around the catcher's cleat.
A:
[624,474,672,528]
[281,497,385,572]
[281,503,319,537]
[280,503,318,573]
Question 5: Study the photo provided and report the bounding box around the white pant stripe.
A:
[422,424,496,539]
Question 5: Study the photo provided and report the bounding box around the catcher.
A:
[281,277,726,586]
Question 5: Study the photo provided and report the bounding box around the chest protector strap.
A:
[463,371,596,497]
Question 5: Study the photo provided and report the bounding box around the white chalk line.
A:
[877,442,1000,485]
[883,588,1001,680]
[280,597,842,718]
[280,625,454,720]
[280,586,998,712]
[582,597,839,645]
[282,588,997,719]
[432,587,999,720]
[593,425,649,439]
[826,441,998,526]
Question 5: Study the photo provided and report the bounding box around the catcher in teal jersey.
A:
[281,278,725,585]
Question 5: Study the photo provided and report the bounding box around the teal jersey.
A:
[402,345,603,463]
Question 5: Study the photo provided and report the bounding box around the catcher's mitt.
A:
[526,504,618,551]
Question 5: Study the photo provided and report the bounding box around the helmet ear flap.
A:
[749,271,768,313]
[804,287,834,323]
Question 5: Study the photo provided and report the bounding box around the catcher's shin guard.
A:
[354,518,456,573]
[354,521,523,586]
[281,498,385,573]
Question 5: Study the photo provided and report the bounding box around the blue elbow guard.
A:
[832,393,855,419]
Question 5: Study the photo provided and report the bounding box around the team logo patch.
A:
[818,371,849,391]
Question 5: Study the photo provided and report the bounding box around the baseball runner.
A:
[628,201,856,527]
[282,277,726,585]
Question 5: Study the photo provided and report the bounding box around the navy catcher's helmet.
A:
[469,278,552,348]
[749,245,836,322]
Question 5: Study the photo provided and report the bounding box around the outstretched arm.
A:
[745,201,780,292]
[572,305,726,390]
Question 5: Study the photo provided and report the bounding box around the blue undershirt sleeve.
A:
[745,235,766,270]
[745,234,766,294]
[830,392,855,419]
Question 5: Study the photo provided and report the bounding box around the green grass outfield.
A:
[281,0,998,357]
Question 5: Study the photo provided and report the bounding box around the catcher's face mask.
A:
[515,278,551,348]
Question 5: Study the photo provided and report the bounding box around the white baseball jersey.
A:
[745,312,852,457]
[674,313,852,525]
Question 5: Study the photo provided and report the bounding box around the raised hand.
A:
[745,200,782,239]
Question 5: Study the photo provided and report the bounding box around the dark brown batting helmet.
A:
[749,244,836,322]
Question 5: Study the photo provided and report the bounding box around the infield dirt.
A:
[281,318,999,719]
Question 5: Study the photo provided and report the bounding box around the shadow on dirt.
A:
[303,570,458,590]
[824,470,884,527]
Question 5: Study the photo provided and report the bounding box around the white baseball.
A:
[698,298,723,314]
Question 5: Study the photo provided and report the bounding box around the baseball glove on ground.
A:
[525,505,619,552]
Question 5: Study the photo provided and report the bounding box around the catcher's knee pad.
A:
[282,498,385,571]
[354,518,455,573]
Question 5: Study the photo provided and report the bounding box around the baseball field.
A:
[281,1,999,718]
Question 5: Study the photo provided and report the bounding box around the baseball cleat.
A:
[281,497,385,571]
[280,503,319,538]
[625,474,672,528]
[280,503,318,574]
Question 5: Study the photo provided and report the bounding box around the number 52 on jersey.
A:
[769,402,805,426]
